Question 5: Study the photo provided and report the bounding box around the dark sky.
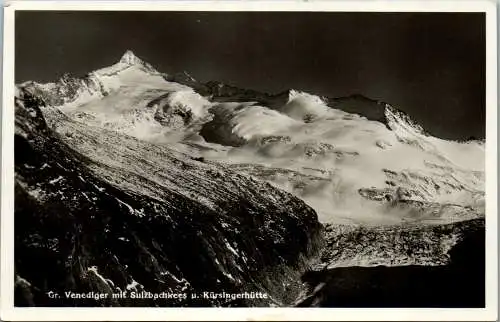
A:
[15,11,485,140]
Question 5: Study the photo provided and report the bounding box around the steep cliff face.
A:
[14,89,323,307]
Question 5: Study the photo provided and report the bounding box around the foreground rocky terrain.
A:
[14,51,485,307]
[14,89,322,307]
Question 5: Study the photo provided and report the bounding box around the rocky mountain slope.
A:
[15,50,485,307]
[295,218,485,307]
[14,86,322,307]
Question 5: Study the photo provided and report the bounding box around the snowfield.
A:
[14,51,486,305]
[22,50,484,227]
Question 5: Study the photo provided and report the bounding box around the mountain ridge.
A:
[17,49,485,225]
[17,50,434,142]
[14,49,486,307]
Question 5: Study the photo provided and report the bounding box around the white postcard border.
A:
[1,1,497,321]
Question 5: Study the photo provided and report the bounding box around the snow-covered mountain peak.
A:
[15,51,172,110]
[90,50,159,77]
[119,49,145,66]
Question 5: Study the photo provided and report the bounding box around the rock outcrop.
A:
[295,218,485,308]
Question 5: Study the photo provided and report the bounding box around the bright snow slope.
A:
[26,50,485,226]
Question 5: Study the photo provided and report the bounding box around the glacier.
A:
[23,50,484,226]
[14,50,485,307]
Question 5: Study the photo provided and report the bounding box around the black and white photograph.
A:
[1,1,498,321]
